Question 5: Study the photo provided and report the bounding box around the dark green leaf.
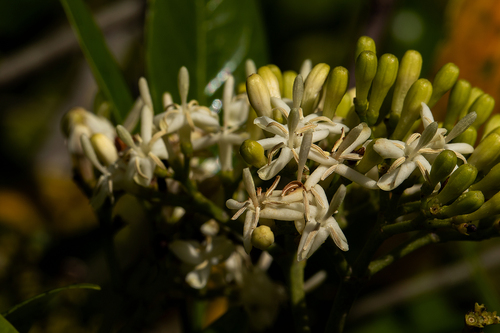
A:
[146,0,268,112]
[3,283,100,333]
[0,315,19,333]
[60,0,133,123]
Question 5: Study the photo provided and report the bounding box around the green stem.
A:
[288,258,311,333]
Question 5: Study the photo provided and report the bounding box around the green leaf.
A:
[0,314,19,333]
[3,283,100,333]
[60,0,133,123]
[202,307,248,333]
[146,0,268,113]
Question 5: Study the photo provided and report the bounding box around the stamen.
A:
[332,128,345,153]
[321,164,338,181]
[387,156,407,174]
[148,152,167,170]
[266,121,289,135]
[268,142,285,165]
[265,176,281,196]
[311,144,330,158]
[135,158,149,179]
[406,133,421,146]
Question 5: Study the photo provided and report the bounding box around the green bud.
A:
[355,140,383,174]
[302,63,330,115]
[344,107,361,129]
[336,91,354,118]
[251,225,274,250]
[428,63,460,108]
[454,191,500,223]
[470,162,500,192]
[258,66,281,98]
[283,70,297,100]
[240,139,267,168]
[90,133,118,167]
[429,150,458,187]
[367,54,399,126]
[354,51,377,123]
[293,75,304,109]
[469,93,495,129]
[391,50,422,116]
[354,36,376,61]
[482,114,500,139]
[443,79,471,131]
[323,66,349,119]
[267,64,284,96]
[246,73,272,118]
[432,164,478,206]
[458,87,483,120]
[452,127,477,147]
[391,79,433,140]
[468,133,500,173]
[178,66,190,106]
[434,191,484,218]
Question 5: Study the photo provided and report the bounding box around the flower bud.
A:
[391,50,422,116]
[61,107,86,138]
[458,87,483,120]
[451,126,477,147]
[435,191,484,218]
[443,79,471,131]
[391,79,433,140]
[470,163,500,192]
[481,114,500,140]
[367,54,399,126]
[336,89,355,118]
[429,149,457,187]
[427,63,459,108]
[251,225,274,250]
[354,36,376,61]
[302,63,330,115]
[354,51,378,121]
[470,93,495,129]
[283,70,297,100]
[300,59,312,79]
[454,191,500,223]
[245,59,257,76]
[323,66,349,119]
[90,133,118,166]
[432,164,478,206]
[355,140,383,174]
[240,139,267,168]
[139,77,154,111]
[258,66,281,98]
[468,133,500,173]
[178,67,190,106]
[267,64,284,96]
[246,74,272,118]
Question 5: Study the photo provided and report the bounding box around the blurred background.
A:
[0,0,500,332]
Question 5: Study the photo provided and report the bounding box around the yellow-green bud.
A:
[391,79,433,140]
[302,63,330,115]
[323,66,349,119]
[336,91,354,118]
[240,139,266,168]
[178,67,190,106]
[470,93,495,129]
[246,74,272,118]
[454,191,500,223]
[452,127,477,147]
[267,64,284,96]
[251,225,274,250]
[458,87,483,120]
[354,36,376,61]
[344,107,361,129]
[293,75,304,109]
[391,50,422,116]
[435,191,484,218]
[367,54,399,126]
[354,51,378,121]
[482,115,500,140]
[90,133,118,166]
[428,63,459,108]
[470,162,500,192]
[433,164,478,206]
[443,79,471,131]
[429,149,457,187]
[355,140,383,174]
[468,133,500,173]
[273,108,284,124]
[258,66,281,98]
[283,70,297,100]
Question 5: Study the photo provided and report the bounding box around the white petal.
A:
[335,164,379,189]
[420,102,434,128]
[259,207,305,220]
[186,262,211,289]
[446,112,476,143]
[191,111,220,132]
[254,116,288,137]
[257,136,286,150]
[141,105,153,142]
[325,218,349,251]
[165,113,186,134]
[443,142,474,155]
[377,160,416,191]
[271,97,291,113]
[336,123,371,157]
[257,147,294,180]
[192,134,220,151]
[311,129,329,143]
[169,240,203,265]
[323,184,346,221]
[150,139,169,159]
[297,221,320,261]
[373,139,405,159]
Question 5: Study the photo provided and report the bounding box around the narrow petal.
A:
[443,142,474,155]
[335,123,371,157]
[297,221,320,261]
[323,184,346,221]
[254,116,288,137]
[191,111,220,132]
[446,112,477,143]
[257,136,286,150]
[325,218,349,251]
[377,160,416,191]
[373,139,405,159]
[335,164,379,189]
[420,102,434,128]
[186,262,211,289]
[257,147,294,180]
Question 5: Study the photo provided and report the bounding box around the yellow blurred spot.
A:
[0,190,43,234]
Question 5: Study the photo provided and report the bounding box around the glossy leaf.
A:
[0,315,19,333]
[146,0,268,113]
[60,0,133,123]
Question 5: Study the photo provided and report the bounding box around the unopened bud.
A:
[178,67,190,106]
[482,114,500,140]
[432,164,478,206]
[245,59,257,76]
[367,53,398,126]
[240,139,266,168]
[323,66,349,119]
[355,140,383,174]
[470,163,500,192]
[354,51,378,121]
[444,79,471,131]
[468,133,500,173]
[391,79,433,140]
[246,74,272,118]
[436,191,484,218]
[251,225,274,250]
[283,70,297,100]
[336,90,354,118]
[354,36,376,61]
[428,63,459,108]
[61,107,86,138]
[139,77,154,111]
[258,66,281,98]
[458,87,483,120]
[302,63,330,115]
[391,50,422,116]
[470,93,495,129]
[267,64,283,96]
[90,133,118,166]
[293,75,304,109]
[452,127,477,147]
[454,191,500,223]
[300,59,312,79]
[429,149,457,187]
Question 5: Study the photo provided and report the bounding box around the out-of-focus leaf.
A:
[3,283,100,333]
[0,315,19,333]
[202,306,248,333]
[146,0,268,112]
[60,0,133,123]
